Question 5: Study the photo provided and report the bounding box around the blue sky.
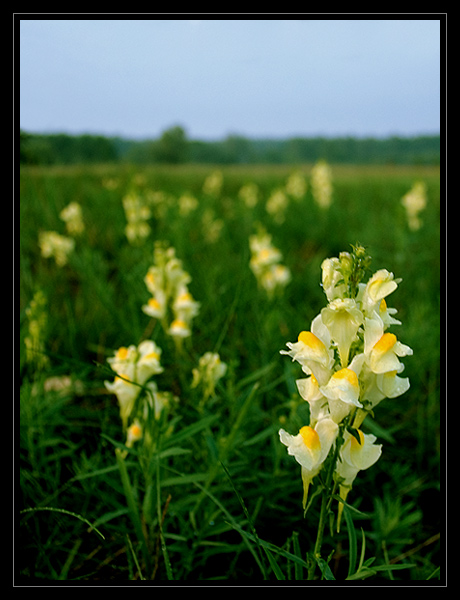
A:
[19,18,442,140]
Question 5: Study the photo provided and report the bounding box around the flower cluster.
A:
[266,188,289,224]
[123,191,151,244]
[104,340,165,428]
[191,351,227,401]
[39,231,75,266]
[310,160,333,209]
[24,289,50,370]
[401,181,427,231]
[59,201,85,236]
[142,242,200,339]
[285,171,308,200]
[238,182,259,208]
[202,170,223,197]
[249,227,291,298]
[279,246,412,526]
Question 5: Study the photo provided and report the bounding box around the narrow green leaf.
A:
[332,494,370,518]
[264,547,286,580]
[372,563,417,573]
[292,532,303,580]
[221,461,267,579]
[316,557,336,580]
[346,566,377,580]
[344,506,357,578]
[358,527,366,573]
[20,506,105,540]
[163,414,220,447]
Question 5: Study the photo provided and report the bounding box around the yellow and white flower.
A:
[321,257,347,302]
[39,231,75,266]
[142,295,167,320]
[249,228,291,298]
[143,242,199,338]
[364,314,412,374]
[191,352,227,399]
[173,287,201,323]
[359,269,401,317]
[279,418,339,508]
[285,171,307,200]
[126,420,143,448]
[105,340,164,427]
[320,354,365,423]
[104,370,139,428]
[335,429,382,530]
[311,160,333,209]
[280,314,334,386]
[401,181,427,231]
[59,201,85,236]
[295,375,329,428]
[168,318,191,338]
[321,298,363,368]
[136,340,164,384]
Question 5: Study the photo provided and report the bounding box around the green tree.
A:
[153,125,189,164]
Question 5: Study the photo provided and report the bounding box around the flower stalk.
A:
[279,244,412,580]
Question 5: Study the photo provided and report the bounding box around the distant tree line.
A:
[20,126,440,166]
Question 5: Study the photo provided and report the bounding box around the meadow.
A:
[18,161,441,583]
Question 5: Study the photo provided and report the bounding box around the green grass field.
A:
[19,162,441,582]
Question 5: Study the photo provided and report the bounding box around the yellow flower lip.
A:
[116,347,128,360]
[129,424,142,438]
[332,367,359,387]
[299,425,321,451]
[350,429,365,449]
[148,298,161,308]
[373,332,397,354]
[177,292,192,302]
[143,351,160,361]
[298,331,325,352]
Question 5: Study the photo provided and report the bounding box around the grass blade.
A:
[20,506,105,540]
[115,448,151,575]
[344,505,357,578]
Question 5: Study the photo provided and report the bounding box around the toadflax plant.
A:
[279,244,413,580]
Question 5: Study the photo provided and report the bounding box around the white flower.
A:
[320,353,365,423]
[401,181,427,230]
[168,319,191,338]
[142,295,167,319]
[335,429,382,530]
[364,314,413,374]
[173,287,200,322]
[280,314,334,386]
[59,201,85,236]
[126,420,143,448]
[360,269,400,317]
[311,160,332,209]
[105,369,139,428]
[321,257,347,302]
[296,375,329,427]
[191,352,227,398]
[279,418,338,508]
[136,340,164,384]
[105,341,164,427]
[39,231,75,266]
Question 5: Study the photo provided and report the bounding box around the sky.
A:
[19,18,442,140]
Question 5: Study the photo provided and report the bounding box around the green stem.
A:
[307,430,344,580]
[307,487,329,580]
